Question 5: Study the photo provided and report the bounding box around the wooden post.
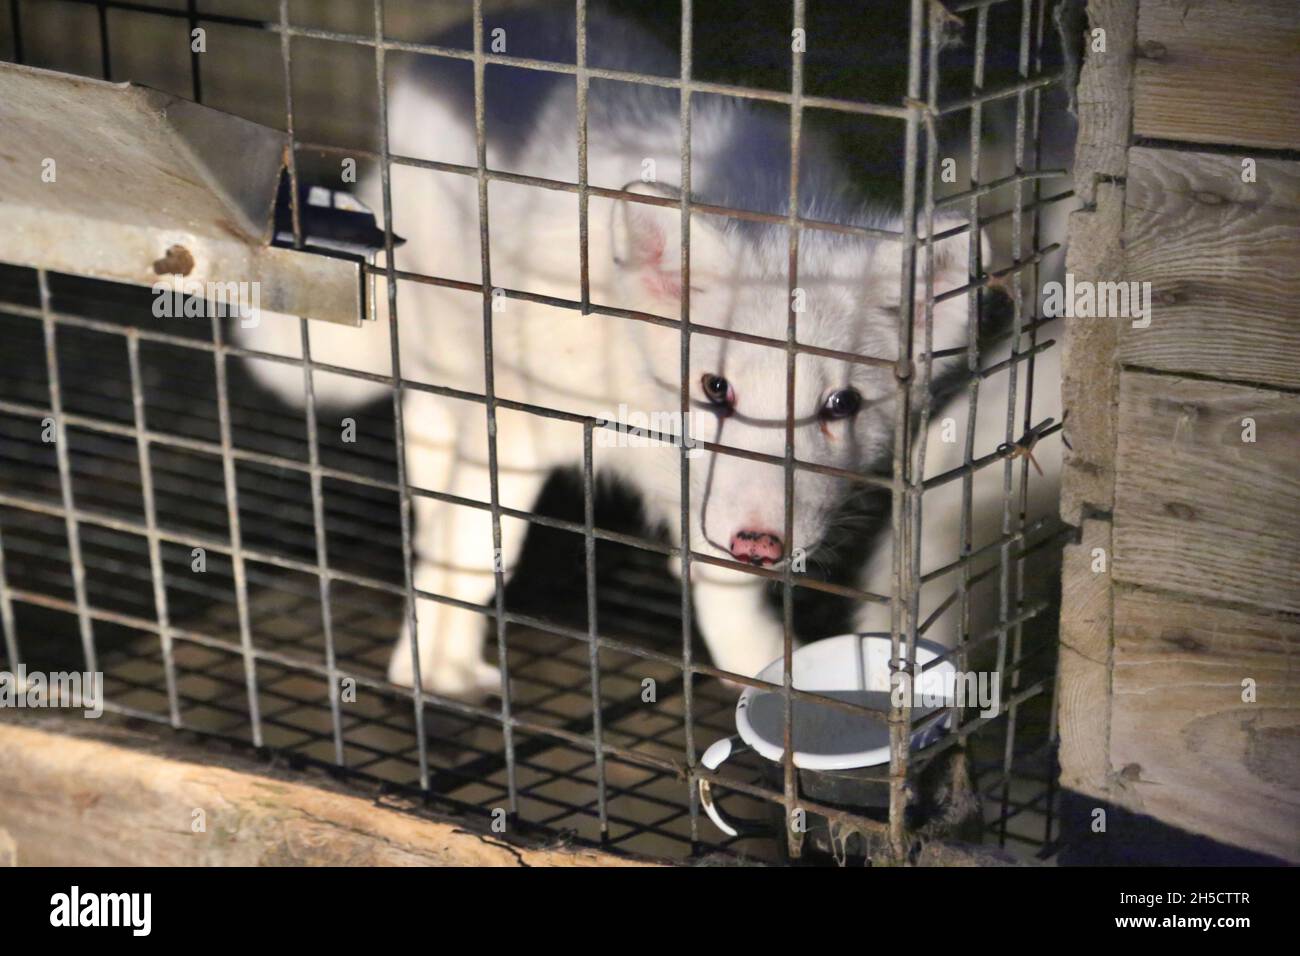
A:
[1057,0,1300,863]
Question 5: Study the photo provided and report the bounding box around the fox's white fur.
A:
[237,12,1064,697]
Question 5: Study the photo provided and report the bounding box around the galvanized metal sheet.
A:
[0,62,362,326]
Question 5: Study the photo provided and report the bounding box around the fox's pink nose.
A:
[729,530,784,566]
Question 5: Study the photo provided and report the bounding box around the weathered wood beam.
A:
[0,720,658,866]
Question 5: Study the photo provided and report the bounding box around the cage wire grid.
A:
[0,0,1072,863]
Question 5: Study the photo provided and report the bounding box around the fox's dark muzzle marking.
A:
[729,530,785,566]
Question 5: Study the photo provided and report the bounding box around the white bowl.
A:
[733,633,957,772]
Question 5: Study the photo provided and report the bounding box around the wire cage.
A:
[0,0,1075,864]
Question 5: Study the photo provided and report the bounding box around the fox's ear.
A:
[611,183,731,311]
[909,216,988,354]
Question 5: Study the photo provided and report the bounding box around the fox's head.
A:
[605,185,983,568]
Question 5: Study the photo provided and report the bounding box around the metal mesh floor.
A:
[1,537,1059,863]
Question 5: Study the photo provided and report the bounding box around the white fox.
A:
[237,8,1063,697]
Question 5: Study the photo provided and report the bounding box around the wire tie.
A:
[997,416,1056,477]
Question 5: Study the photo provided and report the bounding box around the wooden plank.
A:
[1113,372,1300,613]
[1134,0,1300,151]
[1074,0,1139,207]
[1111,587,1300,862]
[1059,0,1138,524]
[1122,148,1300,390]
[1061,181,1125,523]
[0,720,658,867]
[1056,518,1120,800]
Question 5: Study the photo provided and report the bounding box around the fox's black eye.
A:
[701,374,735,409]
[822,387,862,420]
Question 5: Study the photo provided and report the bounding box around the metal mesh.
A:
[0,0,1072,863]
